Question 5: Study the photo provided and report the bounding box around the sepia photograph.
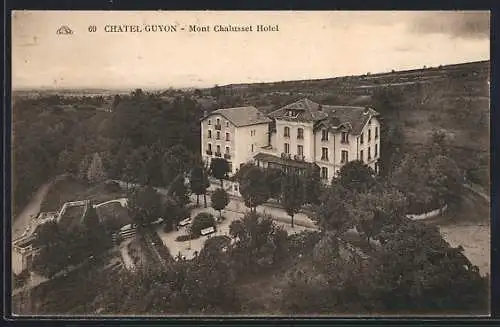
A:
[10,10,490,317]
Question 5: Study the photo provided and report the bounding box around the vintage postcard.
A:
[11,10,490,317]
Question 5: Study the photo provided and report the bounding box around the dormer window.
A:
[287,110,299,118]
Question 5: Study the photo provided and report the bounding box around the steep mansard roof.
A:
[268,98,380,135]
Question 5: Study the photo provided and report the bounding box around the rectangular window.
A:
[368,146,371,160]
[216,131,220,140]
[341,150,349,163]
[226,121,229,127]
[208,130,212,138]
[284,127,290,137]
[297,128,304,139]
[251,144,254,152]
[375,127,379,139]
[226,132,230,141]
[321,167,328,180]
[208,119,212,125]
[341,132,349,144]
[375,143,378,157]
[208,143,212,151]
[216,145,221,153]
[360,150,364,162]
[321,129,328,141]
[321,147,329,161]
[225,146,230,153]
[297,145,303,156]
[216,118,220,125]
[284,143,290,154]
[368,129,372,142]
[360,132,364,144]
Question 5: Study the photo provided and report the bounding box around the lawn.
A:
[96,202,132,231]
[40,177,126,213]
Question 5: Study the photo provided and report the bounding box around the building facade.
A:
[200,98,381,182]
[201,106,271,175]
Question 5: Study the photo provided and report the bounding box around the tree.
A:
[190,212,216,236]
[369,219,489,313]
[56,149,79,175]
[313,181,352,235]
[111,94,121,111]
[77,155,91,182]
[199,235,232,259]
[303,165,322,205]
[131,88,144,98]
[228,212,281,273]
[392,153,435,214]
[264,168,284,201]
[210,84,222,99]
[210,157,230,188]
[193,89,203,98]
[338,160,376,194]
[281,173,305,228]
[238,165,269,212]
[189,163,210,208]
[211,188,229,219]
[127,186,163,226]
[346,185,408,247]
[161,196,188,232]
[170,176,190,208]
[87,152,106,184]
[427,155,463,208]
[162,145,193,185]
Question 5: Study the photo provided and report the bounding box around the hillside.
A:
[213,60,490,189]
[12,60,490,216]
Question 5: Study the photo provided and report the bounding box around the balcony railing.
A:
[321,156,329,161]
[206,150,213,155]
[321,137,328,142]
[297,135,304,140]
[215,124,222,130]
[340,139,349,144]
[224,153,231,160]
[215,152,222,157]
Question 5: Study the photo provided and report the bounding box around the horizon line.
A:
[12,58,490,92]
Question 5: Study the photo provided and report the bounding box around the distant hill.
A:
[221,60,489,91]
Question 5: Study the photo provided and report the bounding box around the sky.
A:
[12,11,490,89]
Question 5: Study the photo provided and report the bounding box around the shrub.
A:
[175,234,199,242]
[288,231,322,256]
[190,212,216,236]
[13,270,30,289]
[104,181,121,193]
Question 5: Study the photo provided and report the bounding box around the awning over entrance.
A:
[253,152,318,171]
